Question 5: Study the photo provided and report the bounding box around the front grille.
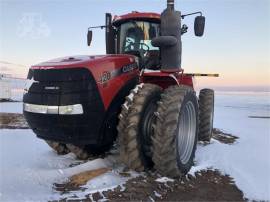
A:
[24,67,101,106]
[27,68,91,82]
[23,67,106,145]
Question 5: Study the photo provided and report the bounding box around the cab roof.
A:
[113,12,161,26]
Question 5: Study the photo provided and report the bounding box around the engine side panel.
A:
[87,56,139,109]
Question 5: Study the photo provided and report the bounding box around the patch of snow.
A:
[127,92,135,101]
[188,164,212,177]
[135,83,144,91]
[127,83,144,99]
[119,184,126,192]
[155,177,174,183]
[149,196,155,202]
[58,169,64,174]
[123,103,129,110]
[154,190,162,198]
[122,83,144,112]
[0,101,23,113]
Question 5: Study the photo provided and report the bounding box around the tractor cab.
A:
[113,13,161,70]
[88,12,162,70]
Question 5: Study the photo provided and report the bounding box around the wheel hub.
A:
[177,101,197,164]
[141,101,157,158]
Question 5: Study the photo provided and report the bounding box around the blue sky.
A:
[0,0,269,87]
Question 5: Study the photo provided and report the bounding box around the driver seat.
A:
[144,50,160,70]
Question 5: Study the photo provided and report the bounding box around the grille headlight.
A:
[23,103,83,115]
[24,103,47,114]
[47,106,59,114]
[59,104,83,115]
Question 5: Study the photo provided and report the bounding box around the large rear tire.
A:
[198,89,214,142]
[152,85,199,177]
[118,84,162,171]
[45,141,70,155]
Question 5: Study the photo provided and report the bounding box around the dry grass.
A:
[69,168,110,187]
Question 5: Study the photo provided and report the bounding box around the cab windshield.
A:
[118,21,160,55]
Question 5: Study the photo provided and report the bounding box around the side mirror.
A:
[194,16,205,37]
[87,30,93,46]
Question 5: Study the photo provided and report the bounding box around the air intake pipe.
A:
[152,0,182,72]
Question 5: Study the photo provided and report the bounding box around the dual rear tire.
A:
[117,84,162,171]
[152,86,199,177]
[198,89,215,141]
[118,84,214,177]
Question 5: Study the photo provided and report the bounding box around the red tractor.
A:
[23,0,215,177]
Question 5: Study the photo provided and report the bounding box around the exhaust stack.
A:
[152,0,182,72]
[167,0,175,10]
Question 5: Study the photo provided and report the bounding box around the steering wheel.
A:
[124,39,150,57]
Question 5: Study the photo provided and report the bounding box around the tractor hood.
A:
[31,55,137,70]
[27,54,140,111]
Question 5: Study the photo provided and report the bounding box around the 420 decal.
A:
[98,63,138,85]
[99,71,111,84]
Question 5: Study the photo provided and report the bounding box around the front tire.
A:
[152,86,199,177]
[118,84,162,171]
[45,141,70,155]
[66,144,112,160]
[66,144,89,160]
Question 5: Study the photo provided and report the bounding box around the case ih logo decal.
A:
[122,63,137,73]
[98,63,138,86]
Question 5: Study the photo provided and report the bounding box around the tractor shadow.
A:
[201,128,239,145]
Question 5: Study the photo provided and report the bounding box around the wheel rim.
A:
[141,100,157,158]
[177,101,197,165]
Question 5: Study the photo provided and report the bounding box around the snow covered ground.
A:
[0,91,269,201]
[0,89,24,113]
[0,101,23,114]
[193,91,270,200]
[0,130,132,201]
